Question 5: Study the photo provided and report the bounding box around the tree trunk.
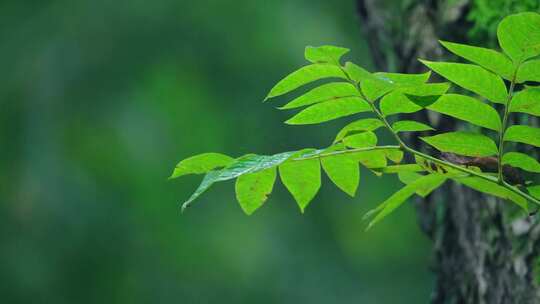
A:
[355,1,540,303]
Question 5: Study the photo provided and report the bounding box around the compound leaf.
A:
[420,60,508,104]
[235,167,277,215]
[426,94,501,131]
[504,125,540,147]
[265,64,347,100]
[421,132,498,157]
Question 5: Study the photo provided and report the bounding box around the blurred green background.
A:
[0,1,436,303]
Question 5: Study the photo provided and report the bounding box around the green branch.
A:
[342,74,540,206]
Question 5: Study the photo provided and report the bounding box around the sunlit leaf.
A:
[502,152,540,173]
[421,132,498,157]
[170,153,234,179]
[380,83,450,116]
[344,62,371,83]
[426,94,501,131]
[235,168,277,215]
[509,87,540,117]
[380,164,425,174]
[366,174,446,229]
[343,131,378,148]
[304,45,349,65]
[384,149,404,163]
[504,125,540,147]
[360,72,431,101]
[265,64,347,100]
[439,40,513,80]
[529,185,540,199]
[285,97,371,125]
[420,60,508,103]
[392,120,434,133]
[374,72,431,84]
[453,176,528,211]
[321,154,359,197]
[350,150,387,169]
[334,118,384,143]
[516,60,540,83]
[279,82,359,109]
[180,152,297,210]
[497,12,540,63]
[279,155,321,212]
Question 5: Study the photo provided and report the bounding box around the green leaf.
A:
[510,87,540,117]
[181,171,221,212]
[439,40,514,80]
[279,82,359,110]
[360,77,394,101]
[426,94,502,131]
[380,164,425,174]
[360,72,431,101]
[504,125,540,148]
[420,132,498,157]
[366,174,446,229]
[285,97,371,125]
[420,60,508,104]
[384,149,404,163]
[321,154,360,197]
[502,152,540,173]
[350,150,387,169]
[528,185,540,199]
[497,12,540,63]
[516,60,540,83]
[392,120,434,133]
[380,83,450,116]
[334,118,384,143]
[304,45,350,65]
[265,64,347,100]
[279,156,321,212]
[344,62,371,83]
[374,71,431,84]
[343,131,378,148]
[235,167,277,215]
[453,176,528,211]
[170,153,234,179]
[180,152,297,210]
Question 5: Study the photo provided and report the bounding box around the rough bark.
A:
[355,1,540,303]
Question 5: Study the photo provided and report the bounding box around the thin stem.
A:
[497,72,518,182]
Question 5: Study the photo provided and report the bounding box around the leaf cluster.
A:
[171,13,540,229]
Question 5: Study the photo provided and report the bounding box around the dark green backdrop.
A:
[0,1,432,303]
